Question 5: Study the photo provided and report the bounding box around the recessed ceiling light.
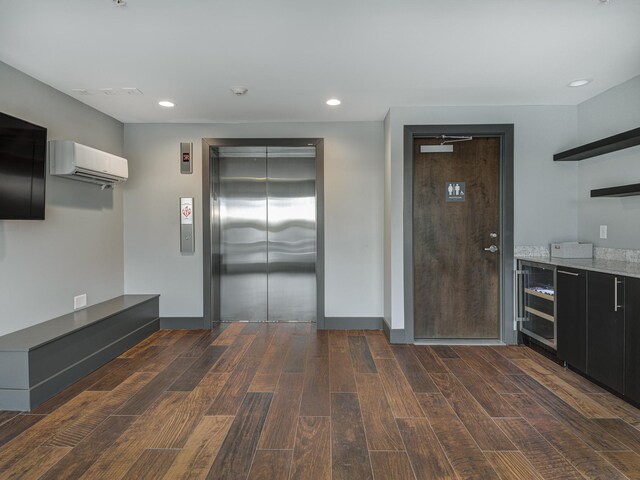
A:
[568,79,592,88]
[158,100,175,107]
[326,98,341,106]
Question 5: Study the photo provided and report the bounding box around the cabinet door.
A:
[625,277,640,403]
[556,268,586,372]
[587,271,625,392]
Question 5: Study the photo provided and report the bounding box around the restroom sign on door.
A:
[446,182,465,202]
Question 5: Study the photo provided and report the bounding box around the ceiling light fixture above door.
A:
[326,98,341,106]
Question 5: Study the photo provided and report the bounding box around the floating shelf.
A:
[554,126,640,162]
[591,183,640,198]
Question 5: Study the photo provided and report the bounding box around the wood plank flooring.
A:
[1,324,639,479]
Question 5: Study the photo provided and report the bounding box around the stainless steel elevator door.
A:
[219,147,268,321]
[267,147,316,322]
[217,146,316,323]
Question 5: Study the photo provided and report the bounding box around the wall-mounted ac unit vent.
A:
[49,140,128,188]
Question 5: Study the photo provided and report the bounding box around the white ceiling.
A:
[1,0,639,123]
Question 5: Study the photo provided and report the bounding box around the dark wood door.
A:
[624,276,640,403]
[556,268,587,373]
[587,271,625,392]
[413,137,500,339]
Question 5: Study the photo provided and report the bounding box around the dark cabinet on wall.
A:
[587,271,625,393]
[625,277,640,404]
[556,268,587,373]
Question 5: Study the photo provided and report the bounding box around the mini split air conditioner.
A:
[49,140,128,188]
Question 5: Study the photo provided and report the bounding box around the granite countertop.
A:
[516,256,640,279]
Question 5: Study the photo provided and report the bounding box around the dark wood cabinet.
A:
[519,260,640,405]
[587,271,625,392]
[624,277,640,404]
[556,268,587,373]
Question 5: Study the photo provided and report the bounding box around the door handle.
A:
[484,245,499,253]
[614,277,623,312]
[558,270,579,276]
[513,269,524,330]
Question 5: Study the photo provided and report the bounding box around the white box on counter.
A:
[550,242,593,259]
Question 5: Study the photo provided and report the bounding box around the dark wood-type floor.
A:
[1,324,640,479]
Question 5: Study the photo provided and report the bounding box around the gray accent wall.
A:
[384,106,579,334]
[0,62,125,337]
[577,75,640,249]
[123,122,384,323]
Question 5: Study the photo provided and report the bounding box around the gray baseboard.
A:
[322,317,383,330]
[160,317,207,330]
[382,320,407,344]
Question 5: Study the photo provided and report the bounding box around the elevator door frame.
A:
[403,125,515,344]
[202,138,325,329]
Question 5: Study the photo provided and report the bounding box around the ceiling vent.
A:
[230,86,248,96]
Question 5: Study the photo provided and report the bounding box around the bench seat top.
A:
[0,295,159,352]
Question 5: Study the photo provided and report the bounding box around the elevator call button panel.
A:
[180,197,195,253]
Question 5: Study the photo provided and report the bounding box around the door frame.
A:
[403,124,515,344]
[202,138,325,329]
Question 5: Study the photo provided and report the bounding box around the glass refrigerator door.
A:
[519,261,556,349]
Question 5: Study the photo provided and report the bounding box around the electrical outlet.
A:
[600,225,608,239]
[74,294,87,310]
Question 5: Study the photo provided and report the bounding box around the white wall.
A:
[8,55,635,338]
[0,62,124,337]
[384,105,579,330]
[577,75,640,248]
[123,122,384,320]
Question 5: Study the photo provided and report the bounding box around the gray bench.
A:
[0,294,159,411]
